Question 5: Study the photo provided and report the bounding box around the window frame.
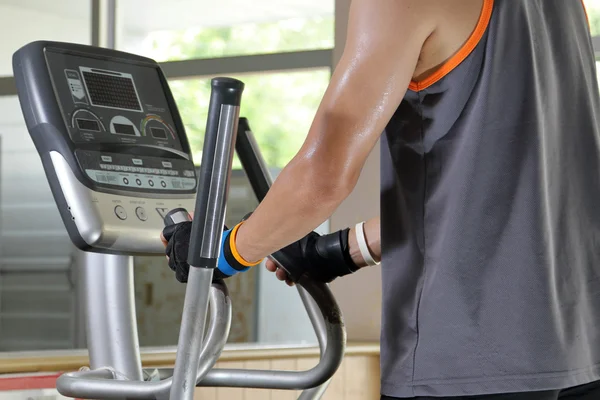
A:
[0,0,335,95]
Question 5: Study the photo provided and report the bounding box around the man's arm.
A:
[235,0,436,263]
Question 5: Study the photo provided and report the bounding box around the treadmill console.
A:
[13,41,197,254]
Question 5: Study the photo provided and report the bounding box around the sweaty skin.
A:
[161,0,484,281]
[235,0,485,275]
[236,0,430,264]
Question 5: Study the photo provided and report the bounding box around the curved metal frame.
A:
[56,278,345,399]
[56,281,232,399]
[196,279,345,390]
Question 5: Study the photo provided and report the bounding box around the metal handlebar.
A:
[56,81,346,400]
[196,278,345,390]
[57,276,345,399]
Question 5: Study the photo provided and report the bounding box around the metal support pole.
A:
[78,251,143,381]
[170,78,244,400]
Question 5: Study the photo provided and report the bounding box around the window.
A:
[0,0,91,352]
[0,0,332,351]
[170,69,330,168]
[116,0,334,61]
[0,0,91,76]
[585,0,600,36]
[116,0,334,346]
[584,1,600,90]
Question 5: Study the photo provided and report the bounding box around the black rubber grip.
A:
[164,208,191,226]
[187,78,244,268]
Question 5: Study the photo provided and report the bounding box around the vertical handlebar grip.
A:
[170,78,243,400]
[164,208,192,226]
[187,78,244,268]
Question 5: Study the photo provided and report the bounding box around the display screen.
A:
[45,50,186,152]
[76,118,100,131]
[114,123,136,136]
[150,127,167,139]
[82,69,142,111]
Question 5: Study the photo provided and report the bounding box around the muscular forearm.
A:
[347,216,381,268]
[235,155,353,263]
[232,0,429,265]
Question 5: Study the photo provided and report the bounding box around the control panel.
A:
[13,41,197,254]
[77,150,196,191]
[44,49,195,195]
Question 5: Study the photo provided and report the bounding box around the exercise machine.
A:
[12,41,346,400]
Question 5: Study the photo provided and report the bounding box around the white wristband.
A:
[355,222,379,266]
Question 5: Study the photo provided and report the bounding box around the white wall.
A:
[0,2,90,76]
[256,217,329,345]
[0,2,90,350]
[329,150,381,341]
[329,0,383,342]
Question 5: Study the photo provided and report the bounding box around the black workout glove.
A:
[162,221,259,283]
[271,229,359,283]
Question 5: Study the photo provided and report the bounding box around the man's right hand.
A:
[161,221,262,283]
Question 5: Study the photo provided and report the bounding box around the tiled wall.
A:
[134,256,258,346]
[194,351,381,400]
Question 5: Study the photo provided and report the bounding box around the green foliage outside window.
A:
[151,6,600,169]
[147,17,334,61]
[588,4,600,36]
[146,17,334,168]
[169,70,329,169]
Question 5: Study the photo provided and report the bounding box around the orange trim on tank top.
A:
[581,0,590,29]
[408,0,494,92]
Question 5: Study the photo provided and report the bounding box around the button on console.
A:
[114,205,127,220]
[136,207,148,221]
[156,208,169,219]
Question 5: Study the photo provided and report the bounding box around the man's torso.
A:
[380,0,600,397]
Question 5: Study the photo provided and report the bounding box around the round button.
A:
[122,177,129,185]
[136,179,142,186]
[148,180,155,187]
[160,181,167,188]
[114,205,127,220]
[135,207,147,221]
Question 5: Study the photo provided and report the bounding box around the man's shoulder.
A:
[413,0,485,81]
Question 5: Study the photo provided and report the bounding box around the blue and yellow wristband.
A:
[217,223,263,277]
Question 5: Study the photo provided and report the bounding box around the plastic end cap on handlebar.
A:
[164,208,192,226]
[211,78,245,107]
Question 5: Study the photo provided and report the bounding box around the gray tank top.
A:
[380,0,600,397]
